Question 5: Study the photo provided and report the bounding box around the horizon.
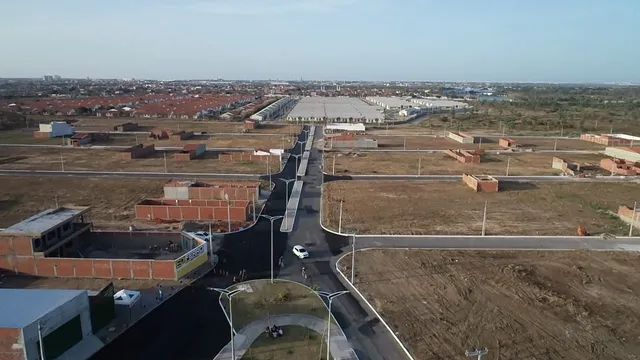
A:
[1,0,639,83]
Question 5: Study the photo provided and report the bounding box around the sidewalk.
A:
[213,314,357,360]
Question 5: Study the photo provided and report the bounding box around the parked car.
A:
[292,245,309,259]
[188,231,211,241]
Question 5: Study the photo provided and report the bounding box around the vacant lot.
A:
[323,181,638,235]
[0,176,164,229]
[324,151,605,176]
[341,249,640,360]
[0,146,280,174]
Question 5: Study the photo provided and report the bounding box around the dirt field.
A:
[324,151,605,176]
[0,176,165,229]
[332,134,605,151]
[323,180,639,235]
[0,146,281,174]
[341,249,640,360]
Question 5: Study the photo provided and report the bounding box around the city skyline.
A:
[1,0,639,83]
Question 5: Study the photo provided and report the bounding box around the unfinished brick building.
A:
[135,199,251,222]
[0,207,207,281]
[120,143,155,160]
[244,120,257,131]
[600,158,640,175]
[446,149,482,164]
[163,180,260,201]
[447,131,475,144]
[173,144,206,161]
[580,133,639,146]
[499,138,518,149]
[462,174,500,192]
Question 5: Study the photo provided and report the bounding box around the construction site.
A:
[323,180,640,235]
[340,249,640,360]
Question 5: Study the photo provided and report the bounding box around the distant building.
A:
[250,96,296,121]
[173,144,206,161]
[580,133,640,147]
[0,288,102,360]
[604,147,640,163]
[113,122,138,132]
[33,121,74,138]
[325,123,366,134]
[600,158,640,175]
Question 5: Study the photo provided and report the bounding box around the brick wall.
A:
[462,174,499,192]
[0,256,177,280]
[121,144,155,160]
[446,149,481,164]
[135,199,250,221]
[600,158,639,175]
[218,153,278,163]
[0,328,23,360]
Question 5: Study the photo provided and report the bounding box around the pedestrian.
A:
[157,285,164,302]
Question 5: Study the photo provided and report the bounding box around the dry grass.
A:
[324,151,605,176]
[0,176,165,229]
[343,249,640,360]
[323,180,638,235]
[245,325,327,360]
[0,146,281,174]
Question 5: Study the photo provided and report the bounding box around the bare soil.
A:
[323,180,638,235]
[0,176,165,230]
[0,146,281,174]
[341,249,640,360]
[324,151,605,176]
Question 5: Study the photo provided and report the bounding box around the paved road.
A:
[0,169,263,180]
[352,235,640,251]
[278,127,408,360]
[323,173,639,183]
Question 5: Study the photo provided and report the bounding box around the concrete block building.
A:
[163,180,260,201]
[0,289,102,360]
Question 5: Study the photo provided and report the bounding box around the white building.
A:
[287,97,384,123]
[38,121,75,137]
[250,97,297,122]
[325,123,366,133]
[0,288,103,360]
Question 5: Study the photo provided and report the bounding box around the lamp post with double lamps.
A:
[316,290,349,360]
[208,287,246,360]
[278,178,296,229]
[260,214,283,283]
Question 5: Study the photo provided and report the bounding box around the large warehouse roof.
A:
[287,97,383,121]
[366,96,416,109]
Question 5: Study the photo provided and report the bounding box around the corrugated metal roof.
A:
[0,288,87,328]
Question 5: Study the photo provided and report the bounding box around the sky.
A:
[0,0,639,83]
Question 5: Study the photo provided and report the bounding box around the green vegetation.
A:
[242,325,327,360]
[221,280,330,329]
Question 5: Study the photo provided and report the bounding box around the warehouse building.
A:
[33,121,75,138]
[581,133,640,147]
[250,96,296,121]
[325,123,366,134]
[0,288,103,360]
[365,96,417,109]
[286,97,384,123]
[410,98,469,110]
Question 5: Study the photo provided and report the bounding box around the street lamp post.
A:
[208,287,246,360]
[224,194,231,233]
[316,290,349,360]
[278,178,296,229]
[296,140,306,154]
[291,153,302,174]
[338,200,344,234]
[260,214,283,283]
[302,129,309,143]
[350,233,357,284]
[38,321,46,360]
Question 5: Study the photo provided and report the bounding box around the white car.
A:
[292,245,309,259]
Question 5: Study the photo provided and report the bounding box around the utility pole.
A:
[629,201,637,237]
[60,151,65,172]
[338,200,343,234]
[465,348,488,360]
[481,201,488,236]
[351,233,357,284]
[554,138,558,151]
[478,137,482,149]
[208,288,246,360]
[418,157,422,176]
[252,193,256,223]
[225,194,231,233]
[505,157,511,176]
[332,155,336,175]
[267,159,271,190]
[403,137,407,150]
[163,152,168,173]
[208,222,214,264]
